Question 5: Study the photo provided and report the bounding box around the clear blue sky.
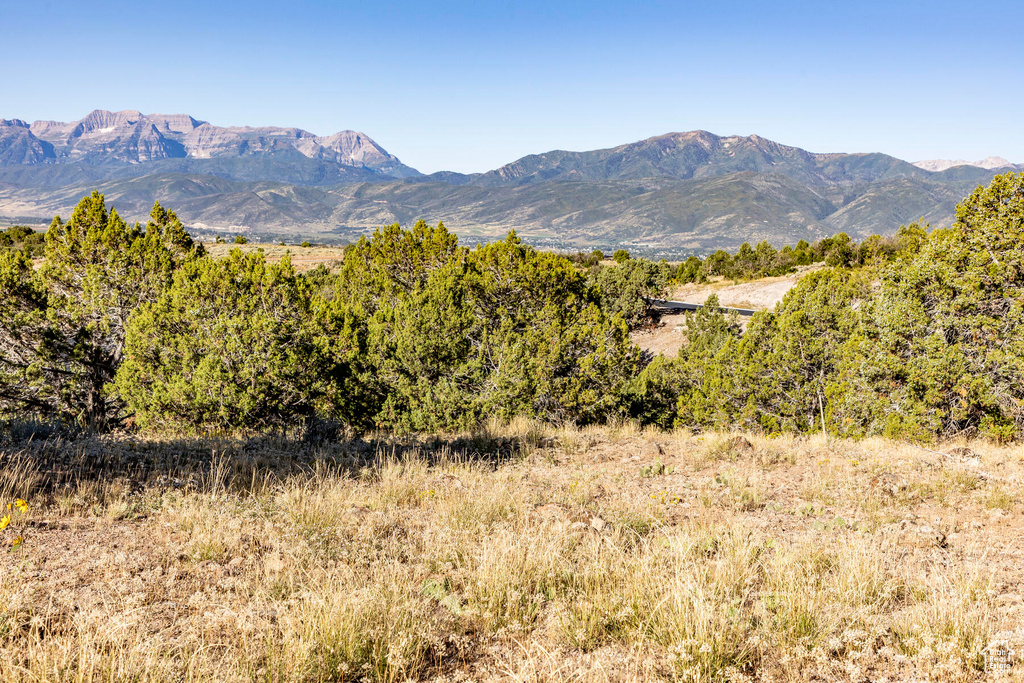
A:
[2,0,1022,173]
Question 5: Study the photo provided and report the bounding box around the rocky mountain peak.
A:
[79,109,143,129]
[147,114,205,135]
[2,110,419,177]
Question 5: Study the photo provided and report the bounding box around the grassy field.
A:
[0,422,1022,681]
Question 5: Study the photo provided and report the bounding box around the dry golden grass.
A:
[1,422,1023,681]
[202,242,349,272]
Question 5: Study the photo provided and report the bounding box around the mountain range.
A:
[0,110,1018,254]
[912,156,1017,173]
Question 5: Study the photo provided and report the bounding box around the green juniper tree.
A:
[116,249,364,432]
[364,231,639,431]
[833,173,1024,441]
[0,193,201,427]
[672,294,744,427]
[588,257,674,329]
[727,269,868,433]
[464,233,638,425]
[677,256,704,284]
[0,249,51,416]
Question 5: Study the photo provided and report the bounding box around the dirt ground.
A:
[632,269,822,358]
[670,274,806,311]
[1,427,1022,681]
[631,311,691,358]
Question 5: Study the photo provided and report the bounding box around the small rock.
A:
[345,505,373,519]
[949,446,979,461]
[264,553,285,572]
[640,442,663,458]
[870,473,907,497]
[996,593,1023,607]
[915,525,947,548]
[589,515,608,532]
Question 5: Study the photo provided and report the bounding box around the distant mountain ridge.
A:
[0,110,1017,254]
[913,156,1020,173]
[0,110,420,178]
[432,131,940,188]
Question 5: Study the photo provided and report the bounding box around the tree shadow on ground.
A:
[0,419,531,502]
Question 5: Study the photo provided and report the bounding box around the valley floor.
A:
[1,425,1022,681]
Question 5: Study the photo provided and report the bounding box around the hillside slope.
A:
[446,131,933,187]
[0,114,1013,252]
[0,170,994,252]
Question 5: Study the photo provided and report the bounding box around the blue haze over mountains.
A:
[0,110,1016,255]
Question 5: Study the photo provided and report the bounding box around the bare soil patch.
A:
[670,271,818,311]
